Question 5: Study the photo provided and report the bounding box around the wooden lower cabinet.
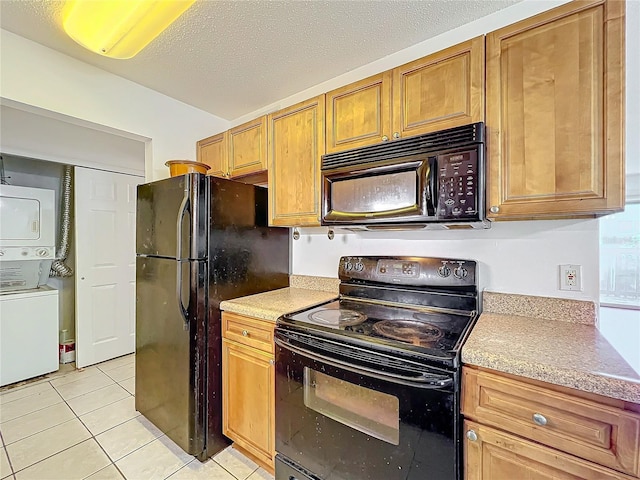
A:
[464,420,636,480]
[462,367,640,480]
[222,314,275,472]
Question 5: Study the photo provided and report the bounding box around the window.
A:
[599,203,640,308]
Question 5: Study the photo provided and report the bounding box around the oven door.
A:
[321,155,437,225]
[274,329,459,480]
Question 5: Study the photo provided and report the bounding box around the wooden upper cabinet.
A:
[326,72,392,154]
[197,132,228,178]
[393,36,484,139]
[228,115,268,178]
[486,0,625,220]
[326,36,484,154]
[268,95,325,227]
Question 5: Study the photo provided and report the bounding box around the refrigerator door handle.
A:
[176,190,190,260]
[176,190,190,329]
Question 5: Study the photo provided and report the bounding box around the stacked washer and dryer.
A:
[0,185,59,386]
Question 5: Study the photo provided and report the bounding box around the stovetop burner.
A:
[283,298,474,359]
[372,320,443,346]
[277,256,479,368]
[308,308,367,327]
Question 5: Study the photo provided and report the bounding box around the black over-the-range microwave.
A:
[321,122,489,230]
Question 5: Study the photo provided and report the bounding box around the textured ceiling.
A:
[0,0,522,121]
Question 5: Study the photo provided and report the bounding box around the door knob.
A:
[242,330,249,337]
[393,132,400,139]
[381,135,389,142]
[490,206,500,214]
[466,430,478,441]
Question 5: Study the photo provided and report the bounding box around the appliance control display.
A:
[377,260,420,278]
[437,150,478,220]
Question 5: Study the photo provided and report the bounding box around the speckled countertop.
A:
[462,292,640,404]
[219,275,338,322]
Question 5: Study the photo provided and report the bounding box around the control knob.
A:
[345,262,353,271]
[453,266,468,279]
[36,248,49,257]
[354,262,364,272]
[437,265,451,277]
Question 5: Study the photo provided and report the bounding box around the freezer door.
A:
[135,255,207,456]
[136,174,207,260]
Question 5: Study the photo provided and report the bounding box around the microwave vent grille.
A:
[322,122,484,170]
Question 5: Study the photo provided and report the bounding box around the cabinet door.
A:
[392,36,484,139]
[486,0,624,219]
[464,421,636,480]
[197,132,228,178]
[229,116,268,178]
[268,95,325,226]
[326,72,392,154]
[222,339,274,469]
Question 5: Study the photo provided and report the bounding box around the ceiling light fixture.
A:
[62,0,196,60]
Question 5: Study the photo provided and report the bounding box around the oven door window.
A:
[304,367,399,445]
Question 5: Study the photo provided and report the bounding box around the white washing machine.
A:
[0,286,59,386]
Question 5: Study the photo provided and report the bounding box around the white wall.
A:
[1,104,147,176]
[293,220,599,301]
[0,29,229,181]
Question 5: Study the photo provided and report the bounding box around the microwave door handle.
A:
[274,336,453,389]
[425,157,437,216]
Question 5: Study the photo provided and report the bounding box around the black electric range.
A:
[274,256,479,480]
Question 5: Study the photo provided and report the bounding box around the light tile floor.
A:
[0,354,273,480]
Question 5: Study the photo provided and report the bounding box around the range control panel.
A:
[436,150,479,220]
[339,256,476,288]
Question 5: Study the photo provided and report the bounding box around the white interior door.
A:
[75,167,143,367]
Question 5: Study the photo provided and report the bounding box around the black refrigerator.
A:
[135,173,290,460]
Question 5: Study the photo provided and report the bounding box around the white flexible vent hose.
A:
[50,166,74,277]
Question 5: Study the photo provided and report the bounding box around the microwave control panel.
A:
[436,150,479,220]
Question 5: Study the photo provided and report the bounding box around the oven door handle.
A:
[274,336,453,390]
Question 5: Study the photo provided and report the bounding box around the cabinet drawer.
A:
[464,420,637,480]
[462,368,640,477]
[222,312,274,353]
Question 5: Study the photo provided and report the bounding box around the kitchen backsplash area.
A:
[292,218,599,302]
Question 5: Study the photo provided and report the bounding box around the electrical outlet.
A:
[559,264,582,291]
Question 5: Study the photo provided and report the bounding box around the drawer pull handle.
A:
[466,430,478,442]
[533,413,547,426]
[242,330,249,337]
